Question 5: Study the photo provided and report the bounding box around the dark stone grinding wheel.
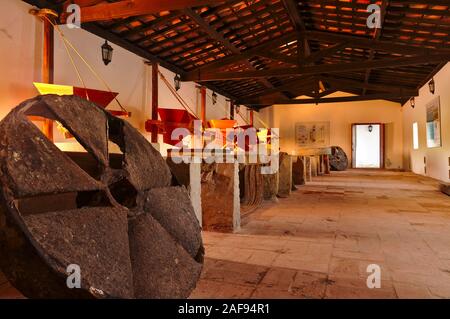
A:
[0,95,204,299]
[329,146,349,171]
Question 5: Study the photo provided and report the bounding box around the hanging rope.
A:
[60,31,88,100]
[158,70,199,119]
[43,16,128,113]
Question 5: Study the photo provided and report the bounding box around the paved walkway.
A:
[191,170,450,299]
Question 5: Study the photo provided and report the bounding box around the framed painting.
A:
[426,96,442,148]
[295,122,330,148]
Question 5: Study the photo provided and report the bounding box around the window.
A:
[413,122,419,150]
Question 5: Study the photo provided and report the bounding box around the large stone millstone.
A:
[0,95,204,299]
[329,146,349,171]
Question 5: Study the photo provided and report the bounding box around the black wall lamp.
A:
[428,78,435,94]
[368,124,373,133]
[101,40,113,66]
[410,97,416,108]
[174,74,181,91]
[212,92,218,105]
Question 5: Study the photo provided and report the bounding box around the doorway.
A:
[352,124,384,169]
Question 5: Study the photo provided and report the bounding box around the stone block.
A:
[166,160,202,224]
[277,153,292,198]
[201,162,240,232]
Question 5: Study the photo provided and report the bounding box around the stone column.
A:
[201,162,240,233]
[166,160,202,224]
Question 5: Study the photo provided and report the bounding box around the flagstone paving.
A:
[191,170,450,299]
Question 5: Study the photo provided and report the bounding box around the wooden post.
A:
[229,100,234,120]
[42,17,54,141]
[151,62,159,143]
[249,109,254,126]
[200,86,206,127]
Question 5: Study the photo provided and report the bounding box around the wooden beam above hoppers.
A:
[183,54,450,82]
[61,0,224,23]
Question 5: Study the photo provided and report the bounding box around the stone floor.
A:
[2,170,450,299]
[190,170,450,299]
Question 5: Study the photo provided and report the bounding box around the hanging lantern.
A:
[101,40,113,66]
[410,97,415,109]
[212,92,218,105]
[174,74,181,91]
[428,78,435,94]
[368,124,373,133]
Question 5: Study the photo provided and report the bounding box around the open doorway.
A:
[352,124,385,169]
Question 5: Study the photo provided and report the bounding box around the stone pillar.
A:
[201,162,240,233]
[166,160,202,225]
[240,163,265,216]
[323,155,331,174]
[277,152,292,198]
[305,156,312,182]
[263,171,279,202]
[292,156,305,186]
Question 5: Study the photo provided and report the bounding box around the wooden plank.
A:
[281,0,310,60]
[305,30,450,55]
[363,0,389,95]
[185,54,450,81]
[42,17,54,142]
[319,75,418,95]
[200,86,207,127]
[242,93,407,107]
[151,63,158,143]
[62,0,223,23]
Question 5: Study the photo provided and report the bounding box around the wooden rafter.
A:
[241,93,409,108]
[184,54,450,82]
[61,0,223,23]
[281,0,310,62]
[363,0,389,95]
[183,7,289,99]
[319,75,418,96]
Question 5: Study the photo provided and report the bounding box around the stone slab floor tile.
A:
[190,280,255,299]
[200,259,269,287]
[394,282,434,299]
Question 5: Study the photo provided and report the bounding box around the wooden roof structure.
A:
[25,0,450,109]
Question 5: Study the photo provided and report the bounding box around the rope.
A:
[43,16,127,113]
[158,70,199,119]
[60,31,88,100]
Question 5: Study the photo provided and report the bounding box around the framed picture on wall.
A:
[295,122,330,148]
[426,96,442,148]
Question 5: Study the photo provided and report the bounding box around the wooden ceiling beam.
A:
[281,0,311,62]
[363,0,389,95]
[305,30,450,55]
[185,53,450,82]
[245,76,317,100]
[185,32,297,73]
[183,7,290,99]
[320,75,418,96]
[68,0,101,7]
[61,0,222,23]
[240,93,406,107]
